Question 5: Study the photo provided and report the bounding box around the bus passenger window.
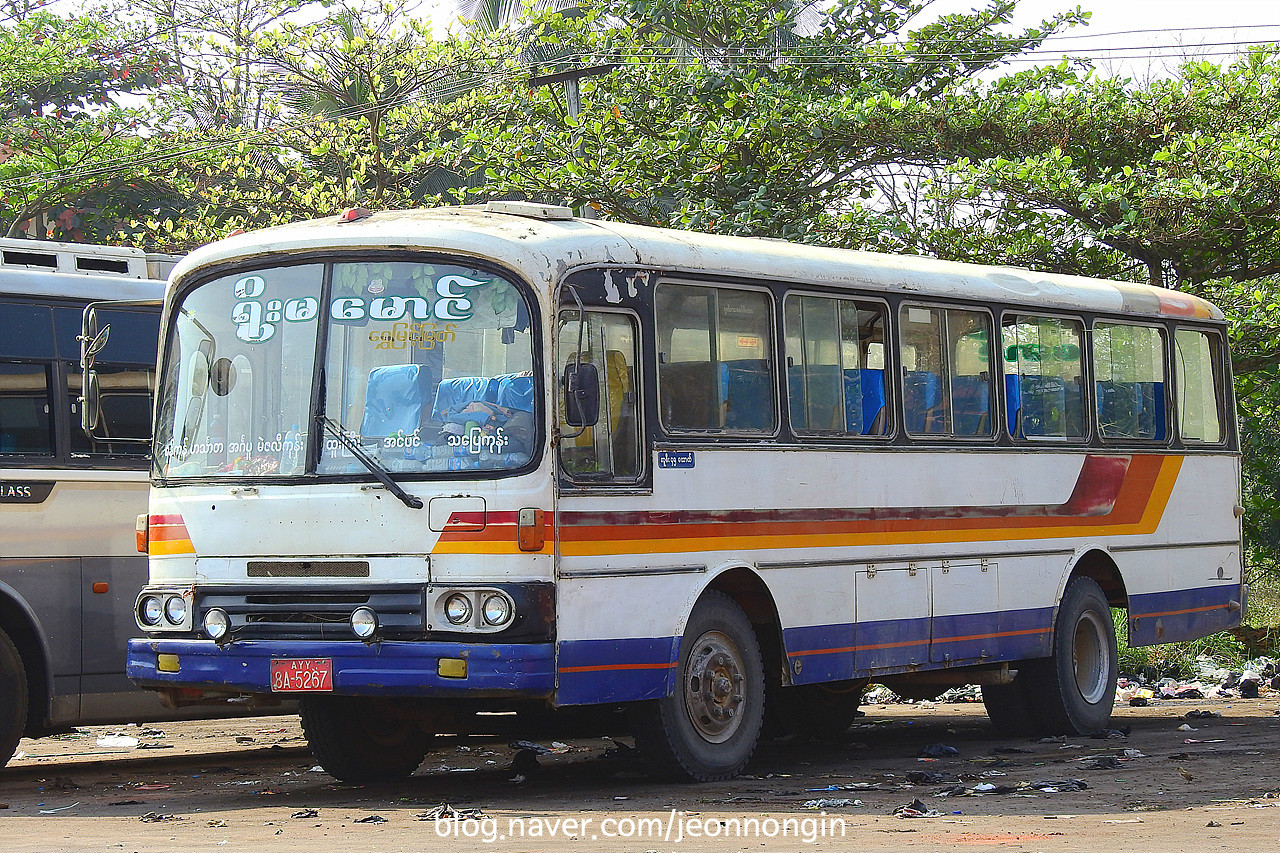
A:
[557,312,640,482]
[1094,323,1166,441]
[898,305,993,438]
[0,363,53,455]
[1002,316,1085,440]
[1174,328,1224,443]
[655,284,774,434]
[784,295,886,436]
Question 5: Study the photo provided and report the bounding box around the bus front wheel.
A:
[0,627,27,768]
[629,591,765,781]
[1027,576,1119,735]
[300,697,432,782]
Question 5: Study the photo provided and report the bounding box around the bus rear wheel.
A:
[0,627,27,768]
[300,697,432,782]
[629,591,765,781]
[1026,576,1119,735]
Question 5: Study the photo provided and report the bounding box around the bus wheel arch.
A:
[0,591,50,736]
[629,583,768,781]
[982,551,1124,738]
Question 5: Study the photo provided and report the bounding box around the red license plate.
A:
[270,658,333,692]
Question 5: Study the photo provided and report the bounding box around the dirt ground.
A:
[1,694,1278,853]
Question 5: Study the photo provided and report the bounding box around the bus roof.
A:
[0,267,167,302]
[171,205,1223,322]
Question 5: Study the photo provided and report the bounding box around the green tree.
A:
[450,0,1084,238]
[0,11,176,240]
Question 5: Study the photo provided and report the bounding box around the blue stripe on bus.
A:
[1128,584,1241,645]
[127,638,556,698]
[555,637,679,705]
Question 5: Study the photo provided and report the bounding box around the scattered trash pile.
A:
[1119,657,1279,704]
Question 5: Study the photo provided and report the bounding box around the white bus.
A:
[0,238,173,769]
[122,203,1242,782]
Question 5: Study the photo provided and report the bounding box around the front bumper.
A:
[127,637,555,698]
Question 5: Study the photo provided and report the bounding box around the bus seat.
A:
[660,361,718,430]
[719,359,773,431]
[902,370,940,433]
[950,375,990,435]
[432,376,496,422]
[1019,374,1067,437]
[494,372,535,413]
[856,368,885,435]
[1004,373,1021,436]
[787,363,843,432]
[1096,379,1142,438]
[361,364,423,437]
[1138,381,1167,440]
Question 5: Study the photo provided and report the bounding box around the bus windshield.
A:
[155,259,536,479]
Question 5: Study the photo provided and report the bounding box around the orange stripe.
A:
[790,627,1052,658]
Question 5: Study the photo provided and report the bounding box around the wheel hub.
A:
[684,630,747,743]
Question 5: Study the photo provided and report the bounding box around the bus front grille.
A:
[196,585,427,640]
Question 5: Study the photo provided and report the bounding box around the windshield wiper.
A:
[320,416,424,510]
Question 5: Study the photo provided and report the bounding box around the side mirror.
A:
[81,319,111,371]
[80,370,101,434]
[562,362,599,427]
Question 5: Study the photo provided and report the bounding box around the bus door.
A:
[552,307,647,704]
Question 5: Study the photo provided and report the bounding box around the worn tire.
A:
[769,680,867,740]
[0,627,28,769]
[1026,576,1119,735]
[980,668,1043,737]
[629,591,765,781]
[300,697,431,782]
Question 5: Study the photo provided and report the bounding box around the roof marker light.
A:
[337,207,372,223]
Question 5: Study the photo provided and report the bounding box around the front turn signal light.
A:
[136,513,149,553]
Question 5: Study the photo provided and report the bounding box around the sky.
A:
[423,0,1279,79]
[911,0,1279,79]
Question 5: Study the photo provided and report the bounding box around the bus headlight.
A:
[139,596,163,626]
[164,595,188,626]
[351,606,378,639]
[444,593,472,625]
[481,593,513,627]
[202,608,229,641]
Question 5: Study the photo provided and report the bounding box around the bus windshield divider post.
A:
[319,416,423,510]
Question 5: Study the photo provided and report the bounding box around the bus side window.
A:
[655,284,775,434]
[0,363,54,455]
[1174,328,1224,444]
[898,305,993,438]
[1094,322,1166,441]
[557,311,641,483]
[784,295,886,437]
[1002,315,1086,440]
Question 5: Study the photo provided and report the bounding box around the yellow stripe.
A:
[557,457,1185,558]
[150,538,196,556]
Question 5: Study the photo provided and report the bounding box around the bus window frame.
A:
[781,289,893,442]
[1089,318,1172,446]
[555,305,648,490]
[895,300,998,444]
[1172,323,1231,448]
[999,310,1090,446]
[653,278,780,441]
